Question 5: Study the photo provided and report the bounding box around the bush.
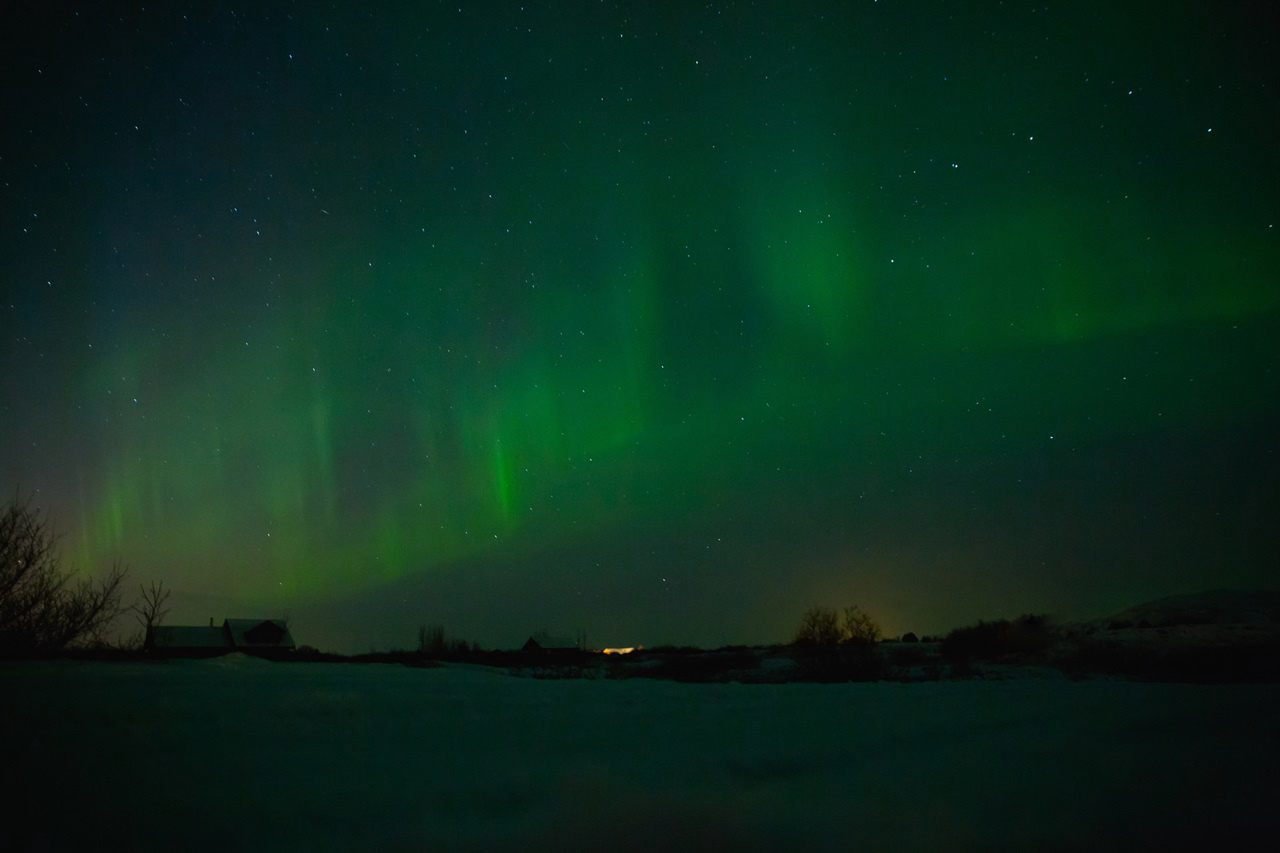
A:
[416,623,474,658]
[885,644,928,668]
[940,614,1055,663]
[0,494,128,655]
[626,649,761,683]
[790,642,883,682]
[1054,637,1280,682]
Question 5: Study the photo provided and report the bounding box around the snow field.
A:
[3,655,1277,851]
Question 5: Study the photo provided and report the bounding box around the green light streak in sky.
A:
[20,1,1272,621]
[491,438,513,524]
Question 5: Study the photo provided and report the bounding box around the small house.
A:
[226,618,294,649]
[151,618,295,657]
[150,622,231,657]
[522,631,582,653]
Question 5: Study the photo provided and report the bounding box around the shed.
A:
[226,618,295,650]
[522,632,581,653]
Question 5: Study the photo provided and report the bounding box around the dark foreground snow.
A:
[3,655,1277,851]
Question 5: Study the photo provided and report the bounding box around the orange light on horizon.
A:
[602,647,638,655]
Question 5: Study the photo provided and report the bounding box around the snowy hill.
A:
[1047,590,1280,681]
[1092,589,1280,628]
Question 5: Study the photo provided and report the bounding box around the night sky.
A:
[3,2,1278,653]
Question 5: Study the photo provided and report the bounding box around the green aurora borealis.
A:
[3,2,1278,650]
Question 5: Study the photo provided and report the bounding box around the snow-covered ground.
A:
[3,655,1277,851]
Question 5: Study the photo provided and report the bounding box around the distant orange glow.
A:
[602,647,637,655]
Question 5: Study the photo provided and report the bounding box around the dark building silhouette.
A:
[521,631,582,653]
[151,618,295,657]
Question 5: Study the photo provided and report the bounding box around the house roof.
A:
[225,619,296,649]
[151,619,296,651]
[523,633,579,651]
[152,626,229,649]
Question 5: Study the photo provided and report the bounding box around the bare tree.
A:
[66,562,129,648]
[0,494,58,646]
[0,493,129,654]
[418,623,446,655]
[843,605,881,646]
[795,606,843,646]
[794,604,883,648]
[131,580,171,650]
